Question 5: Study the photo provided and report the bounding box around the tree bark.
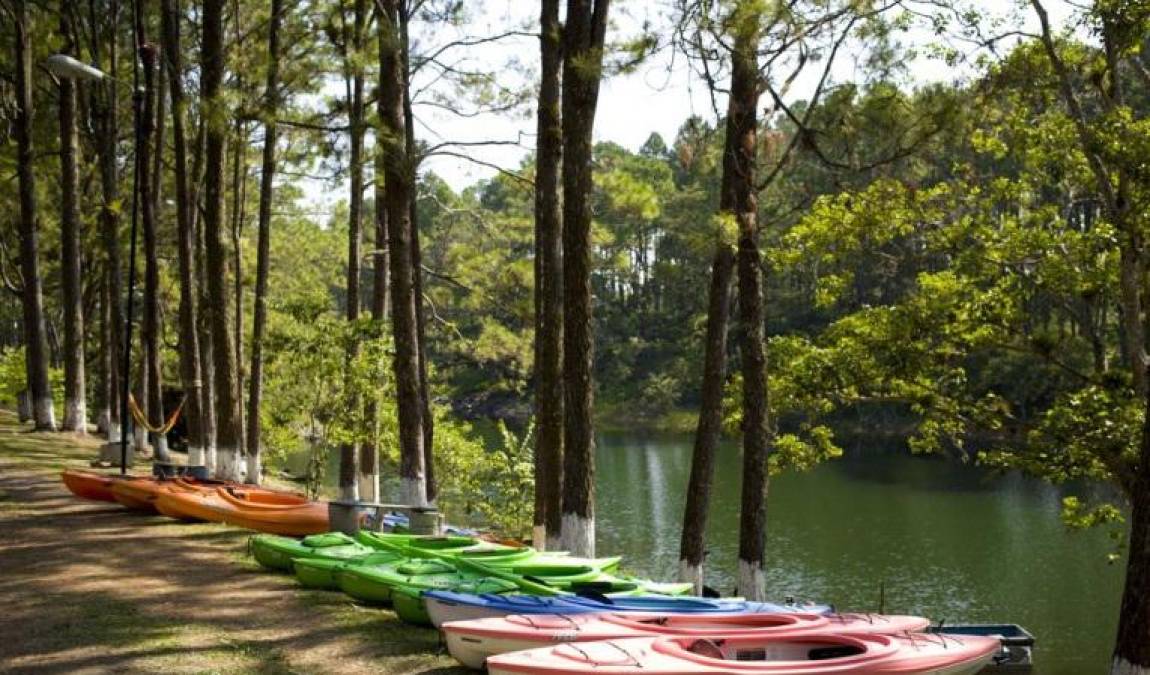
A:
[727,1,768,602]
[365,23,390,502]
[399,7,436,503]
[14,0,57,431]
[534,0,564,552]
[559,0,610,558]
[193,117,218,470]
[91,0,123,442]
[340,0,367,502]
[202,0,243,479]
[229,124,247,461]
[134,6,167,460]
[380,0,426,506]
[677,246,734,591]
[58,16,87,435]
[1115,400,1150,672]
[161,0,205,465]
[246,0,283,486]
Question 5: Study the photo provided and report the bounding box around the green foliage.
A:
[435,418,535,539]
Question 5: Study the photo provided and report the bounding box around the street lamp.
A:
[46,53,142,477]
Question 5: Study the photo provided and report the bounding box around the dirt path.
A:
[0,413,466,674]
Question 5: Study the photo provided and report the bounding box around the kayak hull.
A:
[338,567,396,605]
[444,612,931,669]
[155,487,328,535]
[392,587,433,625]
[485,633,1000,675]
[293,558,349,589]
[61,469,128,502]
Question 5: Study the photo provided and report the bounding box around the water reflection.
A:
[595,431,1124,675]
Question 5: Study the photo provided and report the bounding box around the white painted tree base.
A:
[153,434,169,457]
[133,426,148,453]
[63,399,87,434]
[106,421,122,443]
[357,473,379,503]
[34,396,57,431]
[205,446,217,474]
[245,454,262,485]
[737,559,767,602]
[216,448,241,481]
[545,533,564,553]
[677,560,704,595]
[96,408,109,435]
[560,513,594,558]
[1112,657,1150,675]
[533,525,547,551]
[400,476,427,507]
[339,483,359,502]
[187,445,205,467]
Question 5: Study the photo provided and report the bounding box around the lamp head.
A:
[44,54,107,82]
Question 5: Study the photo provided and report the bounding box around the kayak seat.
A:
[809,645,864,661]
[687,639,725,660]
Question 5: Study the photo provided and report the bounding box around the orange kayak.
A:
[155,484,328,535]
[109,477,238,513]
[61,469,139,502]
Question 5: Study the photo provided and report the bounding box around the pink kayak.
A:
[486,632,1000,675]
[445,612,931,669]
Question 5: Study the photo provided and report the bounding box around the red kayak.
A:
[445,612,931,669]
[61,469,139,502]
[486,632,1000,675]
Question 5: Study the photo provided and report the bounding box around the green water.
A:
[595,431,1124,674]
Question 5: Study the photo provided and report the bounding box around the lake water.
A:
[595,431,1124,674]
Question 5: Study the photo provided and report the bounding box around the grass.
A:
[0,408,465,674]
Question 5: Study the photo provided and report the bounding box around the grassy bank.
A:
[0,409,463,674]
[595,403,699,435]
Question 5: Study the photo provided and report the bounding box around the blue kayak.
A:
[424,591,831,628]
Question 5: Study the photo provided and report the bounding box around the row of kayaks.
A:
[248,531,1001,673]
[249,530,734,625]
[65,469,1003,673]
[62,469,328,535]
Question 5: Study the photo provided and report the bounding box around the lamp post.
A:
[46,53,143,477]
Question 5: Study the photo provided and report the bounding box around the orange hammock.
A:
[127,392,186,435]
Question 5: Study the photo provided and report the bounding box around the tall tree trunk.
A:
[366,62,390,502]
[58,17,87,435]
[202,0,243,480]
[91,0,123,442]
[534,0,564,552]
[559,0,610,557]
[193,117,218,470]
[161,0,205,466]
[340,0,367,503]
[399,7,435,503]
[135,8,168,460]
[380,0,426,506]
[727,1,768,602]
[677,247,734,591]
[14,0,57,432]
[1116,397,1150,673]
[229,124,247,462]
[247,0,283,486]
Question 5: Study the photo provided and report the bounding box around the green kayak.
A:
[338,557,570,606]
[250,532,377,571]
[391,578,521,625]
[355,531,487,553]
[292,550,404,589]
